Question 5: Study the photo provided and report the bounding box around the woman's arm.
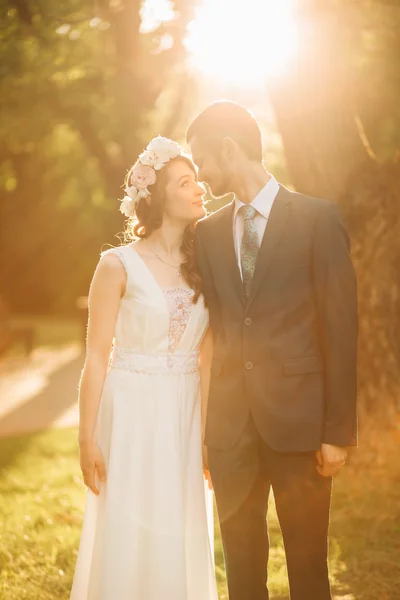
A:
[78,252,126,494]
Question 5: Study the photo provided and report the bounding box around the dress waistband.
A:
[110,347,199,375]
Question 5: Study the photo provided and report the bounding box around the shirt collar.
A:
[234,175,280,220]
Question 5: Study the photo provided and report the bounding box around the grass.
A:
[1,317,399,599]
[1,426,399,599]
[0,429,83,600]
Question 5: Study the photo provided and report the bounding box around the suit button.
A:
[245,361,254,370]
[244,317,252,326]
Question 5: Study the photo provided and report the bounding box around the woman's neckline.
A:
[126,244,193,294]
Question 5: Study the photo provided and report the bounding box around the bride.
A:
[70,136,217,599]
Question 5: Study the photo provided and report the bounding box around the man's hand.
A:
[316,443,347,477]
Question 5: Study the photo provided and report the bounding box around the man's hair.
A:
[186,101,263,161]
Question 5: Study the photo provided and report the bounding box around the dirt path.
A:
[0,344,83,437]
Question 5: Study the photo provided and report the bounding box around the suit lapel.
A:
[218,201,246,305]
[246,186,292,311]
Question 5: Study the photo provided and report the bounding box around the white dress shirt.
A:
[233,175,280,279]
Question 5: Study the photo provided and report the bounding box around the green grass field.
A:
[1,316,399,598]
[0,426,399,599]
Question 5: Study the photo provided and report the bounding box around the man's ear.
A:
[220,137,238,162]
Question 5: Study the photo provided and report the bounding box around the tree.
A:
[0,0,197,313]
[268,0,400,413]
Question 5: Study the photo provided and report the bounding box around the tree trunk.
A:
[268,5,400,415]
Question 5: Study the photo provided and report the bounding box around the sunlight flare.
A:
[186,0,298,85]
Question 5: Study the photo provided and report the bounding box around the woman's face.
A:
[162,160,206,224]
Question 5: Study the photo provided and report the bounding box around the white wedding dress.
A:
[70,245,218,600]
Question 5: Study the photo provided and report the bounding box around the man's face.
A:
[189,135,233,198]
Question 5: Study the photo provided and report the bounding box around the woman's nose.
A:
[196,182,205,195]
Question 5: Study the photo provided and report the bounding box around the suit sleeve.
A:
[195,224,221,333]
[312,201,358,447]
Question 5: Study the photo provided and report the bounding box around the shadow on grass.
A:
[214,448,400,600]
[326,431,400,600]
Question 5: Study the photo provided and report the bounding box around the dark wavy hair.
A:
[122,155,203,303]
[187,100,263,161]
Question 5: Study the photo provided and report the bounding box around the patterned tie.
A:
[240,204,259,296]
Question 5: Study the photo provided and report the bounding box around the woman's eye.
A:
[181,181,189,187]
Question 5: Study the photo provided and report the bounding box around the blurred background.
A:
[1,1,400,599]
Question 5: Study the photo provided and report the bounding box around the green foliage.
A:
[0,1,197,314]
[2,0,399,321]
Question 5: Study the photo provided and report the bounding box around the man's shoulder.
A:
[197,201,233,232]
[286,187,332,211]
[197,187,336,231]
[285,190,347,244]
[284,187,339,222]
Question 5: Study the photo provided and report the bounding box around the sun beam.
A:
[185,0,298,86]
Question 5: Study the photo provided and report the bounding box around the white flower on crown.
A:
[139,136,182,171]
[125,185,139,199]
[119,187,150,217]
[119,195,136,218]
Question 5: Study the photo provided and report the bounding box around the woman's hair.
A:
[186,100,263,161]
[122,155,203,303]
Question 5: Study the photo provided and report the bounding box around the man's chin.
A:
[208,183,232,200]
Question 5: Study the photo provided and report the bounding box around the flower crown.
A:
[119,135,184,218]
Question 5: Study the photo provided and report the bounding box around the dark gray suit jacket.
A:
[195,185,358,453]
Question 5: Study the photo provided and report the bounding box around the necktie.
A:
[240,204,259,296]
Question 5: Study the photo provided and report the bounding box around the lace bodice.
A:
[101,246,209,375]
[164,288,195,352]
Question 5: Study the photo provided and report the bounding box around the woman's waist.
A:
[110,347,199,375]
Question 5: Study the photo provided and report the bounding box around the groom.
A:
[188,102,358,600]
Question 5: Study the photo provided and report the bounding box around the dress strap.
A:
[100,246,129,275]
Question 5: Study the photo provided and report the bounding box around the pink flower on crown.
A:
[130,162,156,189]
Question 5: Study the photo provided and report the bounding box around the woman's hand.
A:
[79,440,107,495]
